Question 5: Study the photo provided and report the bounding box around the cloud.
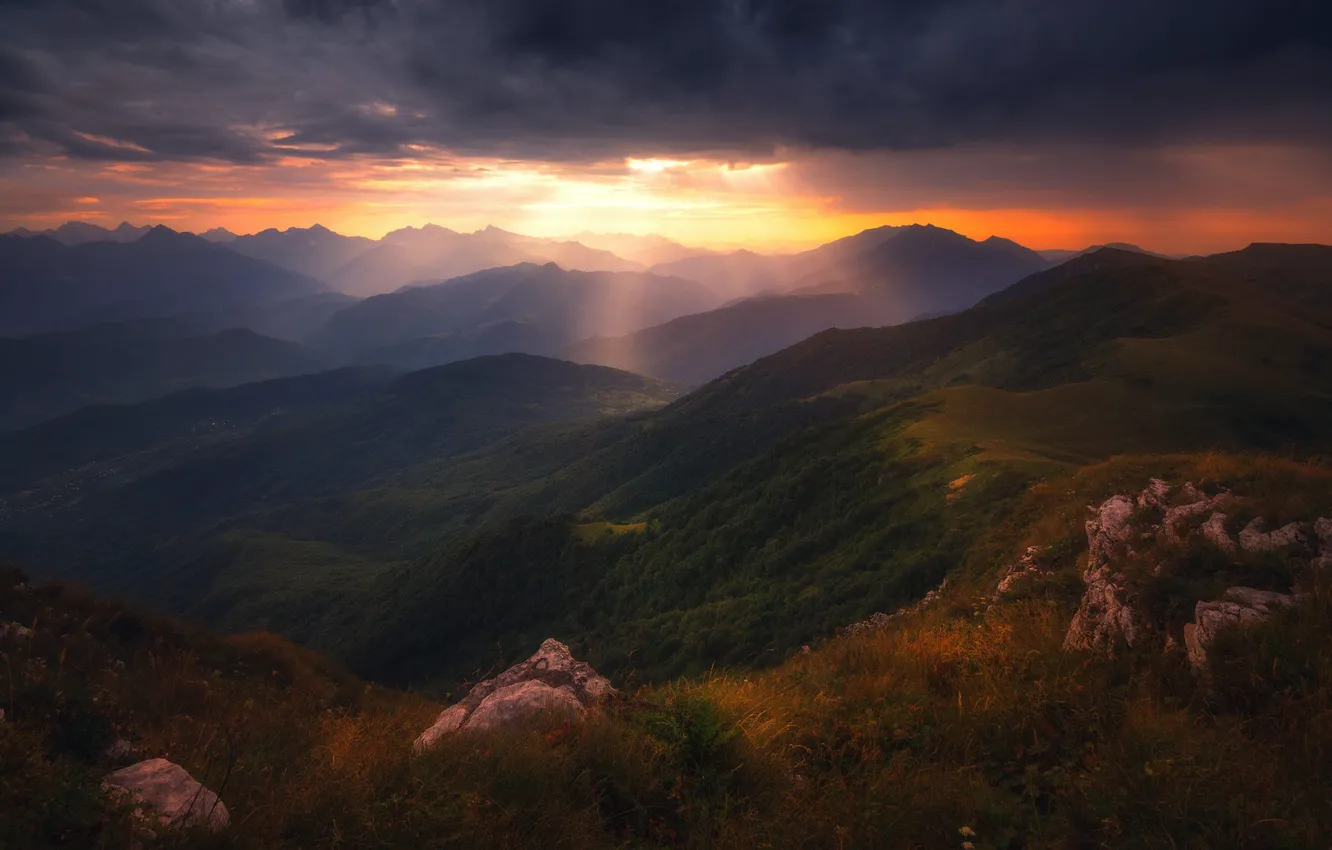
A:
[0,0,1327,167]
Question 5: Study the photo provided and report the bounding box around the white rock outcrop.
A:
[1062,477,1325,666]
[1183,587,1302,671]
[102,758,229,831]
[1064,494,1144,651]
[414,639,614,751]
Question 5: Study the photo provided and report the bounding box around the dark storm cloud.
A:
[0,0,1329,164]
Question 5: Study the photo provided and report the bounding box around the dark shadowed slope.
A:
[0,366,395,492]
[0,321,331,432]
[0,354,679,569]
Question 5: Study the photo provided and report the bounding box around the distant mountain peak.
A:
[137,224,205,248]
[199,227,237,243]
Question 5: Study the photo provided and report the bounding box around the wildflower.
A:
[962,843,976,850]
[959,827,977,838]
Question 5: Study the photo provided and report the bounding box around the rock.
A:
[0,621,32,640]
[1163,492,1234,544]
[1138,478,1171,509]
[102,759,229,830]
[1315,517,1332,568]
[1065,493,1146,651]
[414,639,614,751]
[106,739,134,760]
[1066,480,1319,661]
[1183,587,1302,671]
[1086,495,1136,566]
[1201,512,1236,552]
[1063,568,1140,651]
[839,578,948,636]
[464,681,586,732]
[992,546,1050,599]
[1238,518,1306,553]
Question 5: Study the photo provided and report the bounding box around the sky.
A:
[2,0,1331,253]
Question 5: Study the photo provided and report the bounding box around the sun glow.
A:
[4,144,1332,254]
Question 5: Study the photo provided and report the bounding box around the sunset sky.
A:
[2,1,1330,253]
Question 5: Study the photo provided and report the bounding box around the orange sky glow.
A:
[4,144,1331,255]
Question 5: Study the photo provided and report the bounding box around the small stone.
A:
[0,622,33,640]
[106,739,134,760]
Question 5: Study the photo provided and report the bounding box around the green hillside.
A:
[4,246,1332,698]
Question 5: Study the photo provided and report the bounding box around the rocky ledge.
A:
[1062,478,1322,670]
[414,638,615,752]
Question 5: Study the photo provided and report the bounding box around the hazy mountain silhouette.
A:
[0,227,327,337]
[793,225,1051,305]
[572,225,1052,383]
[312,262,720,363]
[227,224,376,279]
[3,221,154,245]
[572,232,709,266]
[324,225,643,296]
[648,249,792,300]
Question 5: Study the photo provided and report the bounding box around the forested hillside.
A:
[4,245,1332,698]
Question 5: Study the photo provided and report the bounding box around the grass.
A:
[573,521,649,543]
[5,451,1332,848]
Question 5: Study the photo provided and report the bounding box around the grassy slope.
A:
[7,454,1332,848]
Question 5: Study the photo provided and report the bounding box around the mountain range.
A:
[0,226,326,337]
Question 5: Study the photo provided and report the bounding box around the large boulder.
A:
[102,758,229,831]
[1183,587,1302,671]
[414,638,614,751]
